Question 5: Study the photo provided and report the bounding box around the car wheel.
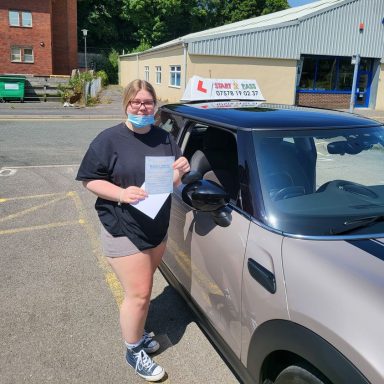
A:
[273,365,326,384]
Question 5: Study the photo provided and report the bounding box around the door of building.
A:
[355,58,373,108]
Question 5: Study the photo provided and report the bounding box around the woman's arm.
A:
[83,180,148,204]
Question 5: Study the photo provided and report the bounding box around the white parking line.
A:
[0,118,122,121]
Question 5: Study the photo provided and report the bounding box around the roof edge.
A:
[119,38,184,58]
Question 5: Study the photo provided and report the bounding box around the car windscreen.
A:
[253,125,384,236]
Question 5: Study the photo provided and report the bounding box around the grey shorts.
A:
[100,225,140,257]
[100,225,168,257]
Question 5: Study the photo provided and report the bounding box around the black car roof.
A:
[160,102,382,131]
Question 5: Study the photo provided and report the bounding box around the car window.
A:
[182,123,240,203]
[156,110,184,139]
[253,126,384,236]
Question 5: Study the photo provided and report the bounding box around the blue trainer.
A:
[126,343,165,382]
[142,330,160,354]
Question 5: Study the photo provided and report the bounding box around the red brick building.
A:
[0,0,77,76]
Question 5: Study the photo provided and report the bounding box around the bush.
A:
[86,96,99,106]
[131,41,152,53]
[103,49,119,84]
[96,70,109,86]
[58,71,98,105]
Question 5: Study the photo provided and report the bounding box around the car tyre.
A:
[273,365,326,384]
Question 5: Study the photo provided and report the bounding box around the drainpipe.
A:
[350,54,360,112]
[136,53,139,78]
[182,42,188,93]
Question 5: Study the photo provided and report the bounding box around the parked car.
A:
[155,99,384,384]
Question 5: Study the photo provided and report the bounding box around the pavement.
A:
[0,84,126,120]
[0,106,239,383]
[341,107,384,123]
[1,84,384,122]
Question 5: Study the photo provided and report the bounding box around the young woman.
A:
[76,79,190,381]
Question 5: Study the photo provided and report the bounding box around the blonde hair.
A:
[122,79,157,114]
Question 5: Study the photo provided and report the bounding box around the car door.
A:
[164,122,250,357]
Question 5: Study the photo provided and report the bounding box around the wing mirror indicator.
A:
[182,179,230,211]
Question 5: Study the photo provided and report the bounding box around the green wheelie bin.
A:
[0,75,26,102]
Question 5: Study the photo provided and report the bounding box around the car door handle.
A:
[247,258,276,294]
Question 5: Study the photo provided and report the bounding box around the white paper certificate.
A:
[145,156,174,194]
[130,183,169,219]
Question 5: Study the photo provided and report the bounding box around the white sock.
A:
[125,336,145,350]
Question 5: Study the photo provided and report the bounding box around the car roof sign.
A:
[181,75,265,102]
[186,100,264,109]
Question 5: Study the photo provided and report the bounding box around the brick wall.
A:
[0,0,53,75]
[51,0,77,75]
[0,0,77,76]
[296,92,351,109]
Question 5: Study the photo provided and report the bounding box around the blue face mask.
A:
[127,114,155,129]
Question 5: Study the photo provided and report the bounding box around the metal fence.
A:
[85,77,102,99]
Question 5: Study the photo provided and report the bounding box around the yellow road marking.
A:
[68,191,123,306]
[0,220,79,235]
[0,195,67,223]
[0,192,65,203]
[0,190,123,306]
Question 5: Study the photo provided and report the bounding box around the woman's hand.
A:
[173,156,190,185]
[83,180,147,204]
[121,186,148,204]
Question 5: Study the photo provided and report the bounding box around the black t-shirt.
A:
[76,122,181,250]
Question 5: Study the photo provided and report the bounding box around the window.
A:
[11,47,21,62]
[183,125,239,201]
[316,58,337,90]
[9,11,19,26]
[157,111,184,138]
[22,12,32,27]
[169,65,181,87]
[155,66,162,84]
[336,57,354,91]
[298,56,357,92]
[11,47,34,63]
[23,48,34,63]
[299,57,316,89]
[359,58,373,72]
[9,10,32,27]
[254,126,384,236]
[144,66,149,81]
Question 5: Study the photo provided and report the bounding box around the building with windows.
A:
[0,0,77,76]
[119,0,384,110]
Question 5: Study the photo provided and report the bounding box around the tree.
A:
[77,0,136,51]
[262,0,290,15]
[120,0,198,47]
[78,0,290,52]
[219,0,289,24]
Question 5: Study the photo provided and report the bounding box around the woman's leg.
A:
[106,241,166,344]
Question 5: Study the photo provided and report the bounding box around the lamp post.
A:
[81,29,88,72]
[349,54,360,112]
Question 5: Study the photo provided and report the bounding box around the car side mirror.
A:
[182,179,231,227]
[181,170,202,184]
[182,179,229,211]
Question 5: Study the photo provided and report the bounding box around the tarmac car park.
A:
[154,78,384,384]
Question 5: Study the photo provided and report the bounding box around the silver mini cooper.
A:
[156,101,384,384]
